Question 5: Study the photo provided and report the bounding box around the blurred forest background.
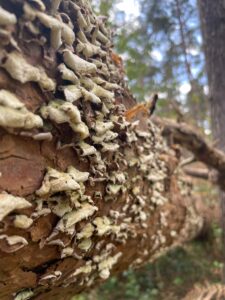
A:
[73,0,222,299]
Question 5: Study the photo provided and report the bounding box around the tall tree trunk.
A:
[198,0,225,282]
[0,1,203,299]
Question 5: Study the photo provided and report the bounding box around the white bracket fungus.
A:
[61,247,74,258]
[0,6,17,26]
[61,85,82,102]
[14,289,34,300]
[39,271,62,285]
[69,261,92,278]
[94,121,114,136]
[36,167,82,196]
[75,141,97,157]
[40,101,89,139]
[98,252,122,279]
[58,63,79,83]
[0,89,43,130]
[51,200,72,217]
[93,217,120,237]
[63,50,97,75]
[106,184,122,196]
[51,0,62,13]
[0,193,32,222]
[0,235,28,252]
[78,238,92,251]
[2,52,56,91]
[92,130,118,144]
[14,215,33,229]
[56,202,98,231]
[77,223,95,240]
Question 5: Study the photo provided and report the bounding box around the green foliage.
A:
[93,0,115,16]
[97,0,209,126]
[71,295,87,300]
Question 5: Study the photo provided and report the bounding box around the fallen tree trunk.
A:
[0,1,204,299]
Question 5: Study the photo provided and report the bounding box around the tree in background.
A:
[198,0,225,281]
[95,0,209,127]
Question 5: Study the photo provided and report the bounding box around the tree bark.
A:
[0,1,204,299]
[198,0,225,281]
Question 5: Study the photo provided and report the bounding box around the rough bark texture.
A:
[0,1,203,299]
[198,0,225,281]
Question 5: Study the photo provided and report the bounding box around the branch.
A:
[169,99,187,122]
[183,167,211,180]
[153,117,225,176]
[179,156,196,167]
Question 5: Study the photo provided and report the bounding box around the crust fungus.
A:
[71,3,88,30]
[28,0,46,11]
[101,142,119,152]
[51,201,72,217]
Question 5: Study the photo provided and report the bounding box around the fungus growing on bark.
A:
[41,101,89,139]
[0,6,17,26]
[63,50,97,75]
[36,167,82,196]
[93,217,120,237]
[0,90,43,130]
[13,215,33,229]
[0,193,32,222]
[1,52,56,91]
[0,235,28,253]
[14,289,34,300]
[56,203,98,231]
